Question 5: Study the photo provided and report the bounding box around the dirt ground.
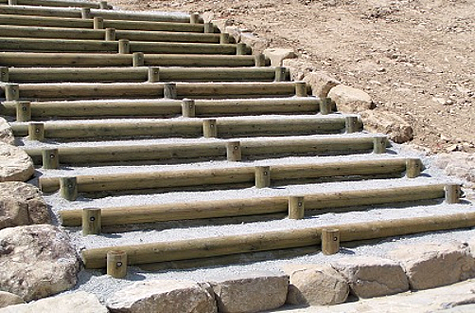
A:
[108,0,474,154]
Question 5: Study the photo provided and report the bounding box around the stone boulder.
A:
[331,256,409,298]
[240,32,269,54]
[389,243,475,290]
[0,291,24,309]
[210,271,288,313]
[0,291,107,313]
[0,118,14,145]
[0,181,50,230]
[433,152,475,187]
[359,110,414,143]
[282,264,348,306]
[106,280,217,313]
[0,224,79,302]
[0,142,34,182]
[282,58,315,81]
[263,48,297,67]
[303,71,341,98]
[328,85,376,113]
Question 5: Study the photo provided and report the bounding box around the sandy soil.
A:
[106,0,475,154]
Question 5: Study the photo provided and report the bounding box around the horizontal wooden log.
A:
[0,52,259,67]
[60,184,447,226]
[11,82,296,100]
[24,136,376,166]
[0,14,204,32]
[0,25,225,43]
[0,5,191,23]
[3,0,103,9]
[39,158,407,194]
[0,38,239,54]
[7,67,279,83]
[82,211,475,268]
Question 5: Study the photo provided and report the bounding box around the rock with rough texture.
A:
[0,291,24,309]
[303,71,341,98]
[0,181,50,229]
[282,58,315,81]
[328,85,375,113]
[0,225,79,302]
[210,271,288,313]
[106,280,217,313]
[264,48,297,67]
[0,143,34,182]
[433,152,475,186]
[389,243,475,290]
[332,256,409,298]
[359,110,414,143]
[240,32,268,54]
[0,118,14,145]
[282,264,349,306]
[0,291,107,313]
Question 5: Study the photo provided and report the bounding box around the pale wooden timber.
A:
[28,121,44,140]
[226,141,241,162]
[60,184,448,227]
[39,158,410,194]
[23,136,377,166]
[0,14,205,32]
[405,158,422,178]
[1,98,320,118]
[41,148,59,169]
[319,97,332,115]
[82,208,101,235]
[81,211,475,268]
[107,250,127,278]
[59,176,77,201]
[0,52,259,67]
[445,184,461,204]
[5,0,104,9]
[288,196,305,219]
[322,228,340,255]
[15,100,30,121]
[181,98,195,117]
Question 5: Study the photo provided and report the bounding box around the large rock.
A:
[359,110,414,143]
[331,256,409,298]
[282,264,348,306]
[328,84,375,113]
[0,118,14,145]
[0,291,24,309]
[282,58,315,81]
[210,271,288,313]
[303,71,341,98]
[0,181,50,229]
[0,225,79,302]
[106,280,217,313]
[433,152,475,186]
[240,32,269,54]
[389,243,475,290]
[263,48,297,67]
[0,291,107,313]
[0,142,34,182]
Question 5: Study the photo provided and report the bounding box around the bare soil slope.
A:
[108,0,475,153]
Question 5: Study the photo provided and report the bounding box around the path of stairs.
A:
[1,0,473,275]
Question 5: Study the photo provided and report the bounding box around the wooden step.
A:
[25,135,381,166]
[1,0,108,9]
[0,52,261,67]
[38,157,413,196]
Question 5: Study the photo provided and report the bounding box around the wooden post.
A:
[203,119,217,138]
[163,82,177,99]
[42,148,59,169]
[204,22,213,33]
[0,67,8,82]
[190,12,200,24]
[445,184,461,204]
[275,67,287,82]
[107,250,127,278]
[99,1,109,9]
[405,158,422,178]
[220,33,230,44]
[255,166,271,188]
[148,67,160,82]
[7,0,18,5]
[60,177,78,201]
[82,208,101,235]
[373,136,387,154]
[236,43,246,55]
[181,98,196,117]
[93,17,104,29]
[288,196,305,220]
[28,122,44,141]
[322,228,340,255]
[118,39,130,54]
[226,141,241,162]
[15,101,31,122]
[5,83,19,101]
[81,8,92,19]
[295,81,307,97]
[254,54,266,67]
[345,115,359,133]
[320,97,332,115]
[105,28,116,41]
[132,52,144,67]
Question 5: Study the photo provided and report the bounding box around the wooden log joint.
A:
[15,101,31,122]
[93,17,104,29]
[5,83,19,101]
[373,136,387,154]
[60,177,78,201]
[445,184,461,204]
[82,208,101,236]
[0,67,8,82]
[118,39,130,54]
[345,115,359,133]
[148,67,160,83]
[105,28,116,41]
[107,250,127,278]
[288,196,305,220]
[81,8,92,19]
[226,141,241,162]
[320,97,332,115]
[42,148,59,170]
[190,12,200,24]
[405,158,422,178]
[132,52,144,67]
[164,82,177,99]
[255,166,271,188]
[236,43,246,55]
[274,67,287,82]
[322,228,340,255]
[181,98,196,117]
[295,81,307,97]
[254,54,266,67]
[203,119,217,138]
[28,122,44,141]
